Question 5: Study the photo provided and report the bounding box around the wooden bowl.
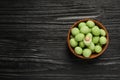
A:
[67,19,109,59]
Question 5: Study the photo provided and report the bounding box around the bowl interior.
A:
[67,19,109,59]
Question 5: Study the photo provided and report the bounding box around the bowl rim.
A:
[67,18,109,59]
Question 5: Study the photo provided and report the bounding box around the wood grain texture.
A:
[0,0,120,80]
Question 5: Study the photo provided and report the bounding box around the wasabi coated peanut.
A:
[100,36,107,45]
[86,20,95,28]
[71,27,79,36]
[80,26,90,34]
[92,26,100,36]
[95,45,102,53]
[75,33,85,41]
[100,29,106,36]
[70,35,74,39]
[78,22,86,29]
[70,38,78,47]
[79,41,85,48]
[89,42,95,51]
[86,33,93,39]
[94,26,99,29]
[74,47,82,55]
[83,49,92,58]
[84,36,92,46]
[92,36,99,44]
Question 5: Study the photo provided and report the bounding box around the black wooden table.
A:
[0,0,120,80]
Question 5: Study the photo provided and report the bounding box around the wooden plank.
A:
[0,0,120,80]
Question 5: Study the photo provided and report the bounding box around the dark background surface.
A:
[0,0,120,80]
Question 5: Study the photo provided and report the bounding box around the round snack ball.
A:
[92,26,100,36]
[92,36,99,44]
[95,45,102,53]
[89,42,95,51]
[99,36,107,45]
[83,48,92,58]
[78,22,86,29]
[84,36,92,46]
[80,26,90,34]
[74,47,82,55]
[70,35,74,39]
[70,38,78,47]
[100,29,106,36]
[86,20,95,28]
[86,33,93,39]
[79,41,85,48]
[71,27,79,36]
[94,26,99,29]
[75,33,85,41]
